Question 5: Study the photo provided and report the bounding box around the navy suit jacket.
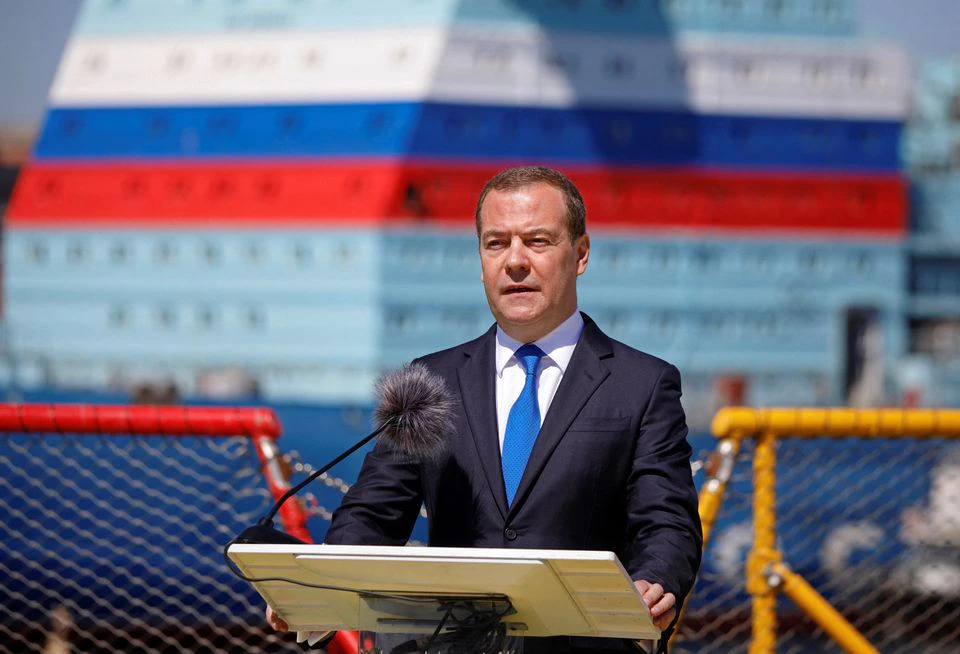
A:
[326,313,702,613]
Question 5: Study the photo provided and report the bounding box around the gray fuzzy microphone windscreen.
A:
[374,362,456,460]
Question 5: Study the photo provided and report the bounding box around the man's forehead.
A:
[483,182,562,207]
[479,183,566,228]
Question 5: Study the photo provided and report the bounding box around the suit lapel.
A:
[456,325,509,519]
[507,315,613,519]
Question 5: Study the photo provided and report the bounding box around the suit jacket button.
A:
[504,527,517,541]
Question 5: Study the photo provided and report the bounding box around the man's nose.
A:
[504,239,530,273]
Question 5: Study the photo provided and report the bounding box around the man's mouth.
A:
[503,286,536,294]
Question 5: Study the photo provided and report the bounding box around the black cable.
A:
[421,606,452,652]
[262,421,390,525]
[387,598,516,654]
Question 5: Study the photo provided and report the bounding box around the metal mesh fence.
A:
[674,438,755,653]
[676,436,960,653]
[0,430,306,654]
[9,405,958,653]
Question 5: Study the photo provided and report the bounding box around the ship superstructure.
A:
[5,0,915,424]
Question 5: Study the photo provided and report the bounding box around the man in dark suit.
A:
[273,166,701,652]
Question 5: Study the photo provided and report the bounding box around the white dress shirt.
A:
[494,310,584,452]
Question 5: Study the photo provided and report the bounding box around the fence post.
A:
[748,430,779,654]
[252,433,313,544]
[699,436,741,546]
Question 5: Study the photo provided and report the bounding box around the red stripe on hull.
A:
[7,160,906,234]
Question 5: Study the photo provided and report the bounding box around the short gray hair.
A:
[474,166,586,240]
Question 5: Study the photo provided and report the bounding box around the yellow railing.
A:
[674,408,960,654]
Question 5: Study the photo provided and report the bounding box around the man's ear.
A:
[576,233,590,275]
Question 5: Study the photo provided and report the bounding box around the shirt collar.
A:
[495,310,584,377]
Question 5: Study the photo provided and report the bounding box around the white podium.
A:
[227,544,659,641]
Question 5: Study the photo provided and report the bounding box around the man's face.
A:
[478,183,589,343]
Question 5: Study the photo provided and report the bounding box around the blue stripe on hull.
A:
[36,102,902,172]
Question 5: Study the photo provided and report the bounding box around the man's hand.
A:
[265,605,288,632]
[266,605,334,649]
[634,580,676,631]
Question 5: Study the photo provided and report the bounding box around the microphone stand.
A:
[233,420,392,545]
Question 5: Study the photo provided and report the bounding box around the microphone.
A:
[373,359,454,461]
[231,362,454,545]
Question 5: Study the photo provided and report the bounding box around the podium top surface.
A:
[228,543,658,640]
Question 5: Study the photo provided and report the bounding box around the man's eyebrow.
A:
[523,228,557,237]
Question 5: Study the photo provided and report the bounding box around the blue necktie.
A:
[501,343,546,507]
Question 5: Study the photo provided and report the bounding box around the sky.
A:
[1,0,83,126]
[0,0,959,128]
